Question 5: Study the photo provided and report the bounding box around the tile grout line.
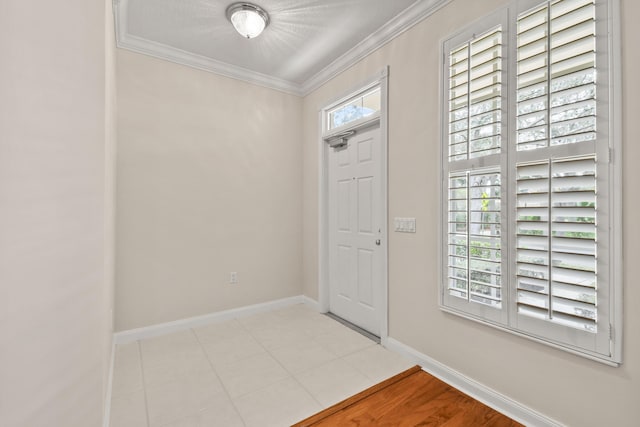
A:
[235,311,327,410]
[192,317,287,402]
[257,310,380,411]
[287,368,326,410]
[233,316,300,400]
[288,320,383,409]
[190,325,248,427]
[260,334,326,411]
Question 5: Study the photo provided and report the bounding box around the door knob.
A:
[375,239,381,246]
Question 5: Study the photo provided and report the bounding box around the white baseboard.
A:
[114,295,308,344]
[384,337,563,427]
[300,295,322,312]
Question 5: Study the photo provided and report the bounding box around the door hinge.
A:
[609,324,614,340]
[604,147,612,164]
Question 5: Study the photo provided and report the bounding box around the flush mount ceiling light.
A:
[226,2,270,39]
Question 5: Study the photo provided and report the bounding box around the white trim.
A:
[113,0,450,96]
[384,337,564,427]
[116,33,301,96]
[102,340,116,427]
[318,68,389,340]
[301,295,322,312]
[608,0,624,366]
[318,107,331,314]
[113,296,306,344]
[301,0,450,95]
[440,306,620,367]
[379,72,390,345]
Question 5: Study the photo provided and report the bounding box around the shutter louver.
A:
[448,170,502,307]
[449,28,503,161]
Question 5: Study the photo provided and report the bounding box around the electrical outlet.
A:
[230,272,238,284]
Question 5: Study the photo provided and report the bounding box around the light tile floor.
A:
[109,304,414,427]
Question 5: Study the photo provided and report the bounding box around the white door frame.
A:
[318,67,389,344]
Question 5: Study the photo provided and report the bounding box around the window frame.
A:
[326,86,382,133]
[438,0,623,366]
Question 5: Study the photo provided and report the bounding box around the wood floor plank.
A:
[293,366,423,426]
[293,366,522,427]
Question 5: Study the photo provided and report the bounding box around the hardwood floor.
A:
[293,366,522,427]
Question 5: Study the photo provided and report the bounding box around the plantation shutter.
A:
[516,0,597,152]
[442,0,618,362]
[515,157,597,331]
[443,14,507,324]
[513,0,610,355]
[448,27,503,161]
[448,170,502,306]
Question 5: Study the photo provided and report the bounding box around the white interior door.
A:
[328,124,383,336]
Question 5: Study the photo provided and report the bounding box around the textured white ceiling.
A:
[115,0,444,93]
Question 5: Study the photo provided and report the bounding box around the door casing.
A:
[318,67,389,344]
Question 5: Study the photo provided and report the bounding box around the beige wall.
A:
[302,0,639,425]
[0,0,115,426]
[115,51,303,331]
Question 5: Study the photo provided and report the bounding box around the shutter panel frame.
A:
[510,0,613,358]
[441,8,510,326]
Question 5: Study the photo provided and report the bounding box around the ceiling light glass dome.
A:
[226,3,270,39]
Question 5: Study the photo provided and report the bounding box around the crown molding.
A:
[299,0,452,95]
[117,33,303,95]
[113,0,451,97]
[113,0,302,95]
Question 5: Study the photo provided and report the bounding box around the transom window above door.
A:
[327,87,381,131]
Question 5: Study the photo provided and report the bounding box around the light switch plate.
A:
[394,217,416,233]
